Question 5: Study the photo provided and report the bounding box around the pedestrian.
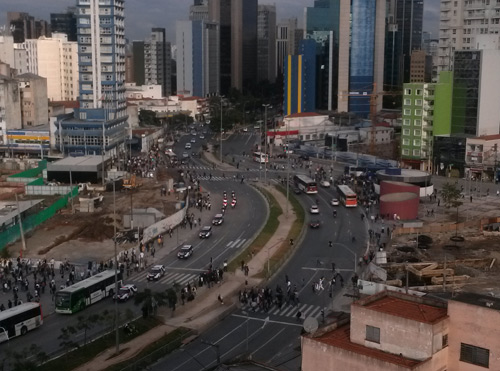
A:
[296,310,302,322]
[437,198,440,207]
[470,195,473,203]
[223,259,228,272]
[217,294,224,304]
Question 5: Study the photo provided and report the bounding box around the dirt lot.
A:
[7,173,182,263]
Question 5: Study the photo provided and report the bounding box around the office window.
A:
[403,119,410,126]
[414,129,421,136]
[366,325,380,343]
[414,119,422,126]
[442,334,448,348]
[415,109,422,116]
[405,88,412,95]
[404,109,411,115]
[402,148,409,155]
[460,343,489,368]
[414,139,421,146]
[416,89,422,95]
[402,138,410,145]
[403,129,410,135]
[415,99,423,105]
[404,99,411,106]
[413,149,421,156]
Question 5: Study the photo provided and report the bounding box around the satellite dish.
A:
[303,317,318,334]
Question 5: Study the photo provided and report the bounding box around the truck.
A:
[123,175,142,190]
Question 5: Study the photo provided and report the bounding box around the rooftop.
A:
[473,134,500,141]
[308,323,422,368]
[451,292,500,311]
[50,155,110,167]
[355,290,448,324]
[285,112,323,118]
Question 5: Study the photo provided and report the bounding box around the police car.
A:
[146,265,166,281]
[212,214,224,225]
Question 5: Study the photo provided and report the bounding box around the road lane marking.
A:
[231,314,303,327]
[235,239,246,248]
[250,327,286,357]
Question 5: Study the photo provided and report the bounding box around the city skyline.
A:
[0,0,440,43]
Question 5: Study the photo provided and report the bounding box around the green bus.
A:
[55,270,122,314]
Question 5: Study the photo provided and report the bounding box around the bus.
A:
[253,152,269,164]
[55,270,122,314]
[294,174,318,194]
[336,185,357,207]
[0,302,43,342]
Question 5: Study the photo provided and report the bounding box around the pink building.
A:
[302,290,500,370]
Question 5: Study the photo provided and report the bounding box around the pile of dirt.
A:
[77,216,115,241]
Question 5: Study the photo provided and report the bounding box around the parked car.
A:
[114,284,138,302]
[212,214,224,225]
[146,265,166,281]
[310,205,319,214]
[199,226,212,238]
[177,245,194,259]
[331,198,340,206]
[309,219,321,229]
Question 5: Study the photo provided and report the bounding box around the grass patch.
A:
[255,185,305,279]
[37,316,161,371]
[106,327,191,371]
[227,187,282,272]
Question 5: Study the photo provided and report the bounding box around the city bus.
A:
[0,302,43,343]
[336,184,358,207]
[55,270,122,314]
[253,152,269,164]
[293,174,318,194]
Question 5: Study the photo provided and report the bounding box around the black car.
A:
[293,187,301,195]
[177,245,194,259]
[199,226,212,238]
[212,214,224,225]
[309,219,321,229]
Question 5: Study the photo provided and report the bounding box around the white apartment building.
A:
[438,0,500,72]
[0,35,27,74]
[22,33,78,101]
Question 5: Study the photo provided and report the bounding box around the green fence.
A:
[0,186,78,250]
[8,160,47,179]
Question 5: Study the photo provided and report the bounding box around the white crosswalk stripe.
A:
[240,302,324,320]
[134,271,198,287]
[226,238,247,248]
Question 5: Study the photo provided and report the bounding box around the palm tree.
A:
[134,288,168,317]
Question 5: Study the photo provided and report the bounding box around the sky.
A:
[0,0,440,42]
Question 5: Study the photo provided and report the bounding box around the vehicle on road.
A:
[336,185,358,207]
[199,134,205,139]
[199,226,212,238]
[252,151,269,164]
[0,302,43,342]
[309,219,321,228]
[177,245,194,259]
[310,205,319,214]
[293,187,301,195]
[55,270,123,314]
[293,174,318,194]
[182,152,189,158]
[185,143,192,149]
[174,182,187,193]
[114,284,137,302]
[190,138,196,143]
[331,198,340,206]
[191,131,197,136]
[243,127,248,132]
[147,265,166,281]
[231,198,237,208]
[212,214,224,225]
[320,180,331,188]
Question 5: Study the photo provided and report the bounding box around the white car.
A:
[320,180,331,188]
[114,284,138,302]
[199,134,205,139]
[310,205,319,214]
[185,143,192,149]
[199,226,212,238]
[147,265,166,281]
[191,138,196,143]
[331,199,340,206]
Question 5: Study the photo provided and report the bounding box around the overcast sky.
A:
[0,0,440,42]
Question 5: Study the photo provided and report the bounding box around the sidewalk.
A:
[76,174,297,370]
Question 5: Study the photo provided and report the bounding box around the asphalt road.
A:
[151,130,376,370]
[0,126,268,368]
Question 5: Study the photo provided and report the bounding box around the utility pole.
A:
[113,180,119,355]
[220,96,224,163]
[263,104,271,184]
[286,119,290,217]
[15,193,26,254]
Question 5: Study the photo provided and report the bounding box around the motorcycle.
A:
[231,199,237,208]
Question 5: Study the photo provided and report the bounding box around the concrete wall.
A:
[477,50,500,137]
[350,304,443,360]
[447,300,500,370]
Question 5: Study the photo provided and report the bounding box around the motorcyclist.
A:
[333,210,337,218]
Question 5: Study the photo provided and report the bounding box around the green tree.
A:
[5,344,48,371]
[58,325,79,354]
[139,110,161,127]
[75,310,111,346]
[440,182,463,209]
[166,288,178,313]
[134,288,168,318]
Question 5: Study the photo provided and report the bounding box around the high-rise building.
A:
[451,50,500,137]
[17,73,49,127]
[283,39,316,115]
[257,5,276,83]
[7,12,50,43]
[132,41,145,86]
[22,33,79,102]
[176,20,220,97]
[55,0,127,156]
[276,18,302,77]
[230,0,258,91]
[190,0,209,21]
[144,28,171,97]
[50,7,78,42]
[409,50,432,83]
[384,0,423,88]
[0,64,22,133]
[208,0,232,94]
[438,0,500,72]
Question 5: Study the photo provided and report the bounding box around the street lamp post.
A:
[220,96,224,163]
[286,119,291,217]
[263,104,271,184]
[113,179,119,355]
